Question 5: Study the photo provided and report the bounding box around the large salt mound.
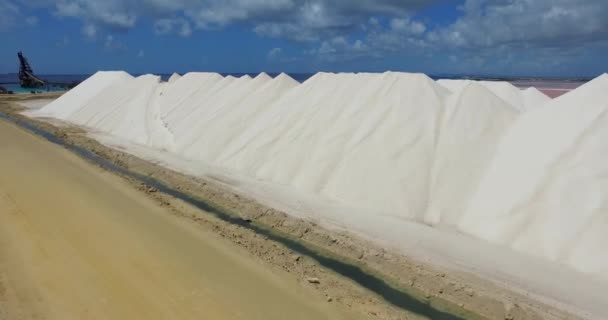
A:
[68,74,173,149]
[438,79,548,111]
[183,73,299,161]
[168,73,181,83]
[215,72,346,171]
[459,73,608,277]
[218,72,449,218]
[175,74,272,154]
[159,72,224,118]
[479,81,527,110]
[522,87,550,110]
[436,79,471,93]
[35,70,608,286]
[164,75,238,135]
[36,71,133,118]
[425,82,518,225]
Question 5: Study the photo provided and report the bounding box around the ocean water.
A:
[1,83,69,94]
[0,74,88,94]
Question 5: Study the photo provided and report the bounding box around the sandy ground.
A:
[0,95,591,320]
[16,98,55,110]
[0,119,358,320]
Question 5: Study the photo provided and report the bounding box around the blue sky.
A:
[1,0,607,77]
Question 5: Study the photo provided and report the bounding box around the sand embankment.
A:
[0,119,354,320]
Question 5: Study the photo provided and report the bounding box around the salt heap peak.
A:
[251,72,272,84]
[160,72,224,118]
[67,74,173,149]
[478,81,526,111]
[180,72,299,162]
[255,72,272,80]
[438,78,549,112]
[274,72,291,80]
[216,71,447,219]
[36,71,133,119]
[164,75,237,132]
[168,73,181,83]
[437,79,473,94]
[215,72,362,173]
[301,72,335,86]
[426,82,518,225]
[459,73,608,277]
[521,87,550,111]
[172,72,273,153]
[318,72,447,219]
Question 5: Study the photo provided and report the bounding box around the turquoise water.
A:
[1,83,69,94]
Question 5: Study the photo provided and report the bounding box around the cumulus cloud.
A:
[82,23,97,38]
[54,0,137,31]
[104,34,127,52]
[4,0,608,75]
[307,16,428,61]
[0,0,20,31]
[7,0,608,52]
[303,0,608,70]
[25,16,39,26]
[390,18,425,35]
[267,47,283,60]
[26,0,438,40]
[308,36,372,62]
[154,17,191,37]
[430,0,608,49]
[250,0,435,42]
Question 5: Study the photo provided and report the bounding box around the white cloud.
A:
[54,0,136,30]
[26,16,39,26]
[32,0,439,41]
[55,1,83,17]
[0,0,20,31]
[267,47,282,60]
[254,22,320,42]
[82,23,97,38]
[306,0,608,67]
[104,35,114,48]
[5,0,608,74]
[153,18,172,34]
[310,36,371,61]
[390,18,425,35]
[178,19,192,37]
[154,17,191,37]
[431,0,608,49]
[104,34,127,52]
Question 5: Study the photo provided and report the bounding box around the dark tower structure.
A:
[18,51,45,88]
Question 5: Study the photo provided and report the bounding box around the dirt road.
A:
[0,119,355,320]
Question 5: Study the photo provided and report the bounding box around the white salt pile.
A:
[168,73,181,83]
[182,73,298,161]
[31,71,608,311]
[425,82,518,225]
[36,71,133,118]
[522,87,550,110]
[459,74,608,276]
[438,79,551,111]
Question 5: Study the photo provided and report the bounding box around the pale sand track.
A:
[0,119,354,320]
